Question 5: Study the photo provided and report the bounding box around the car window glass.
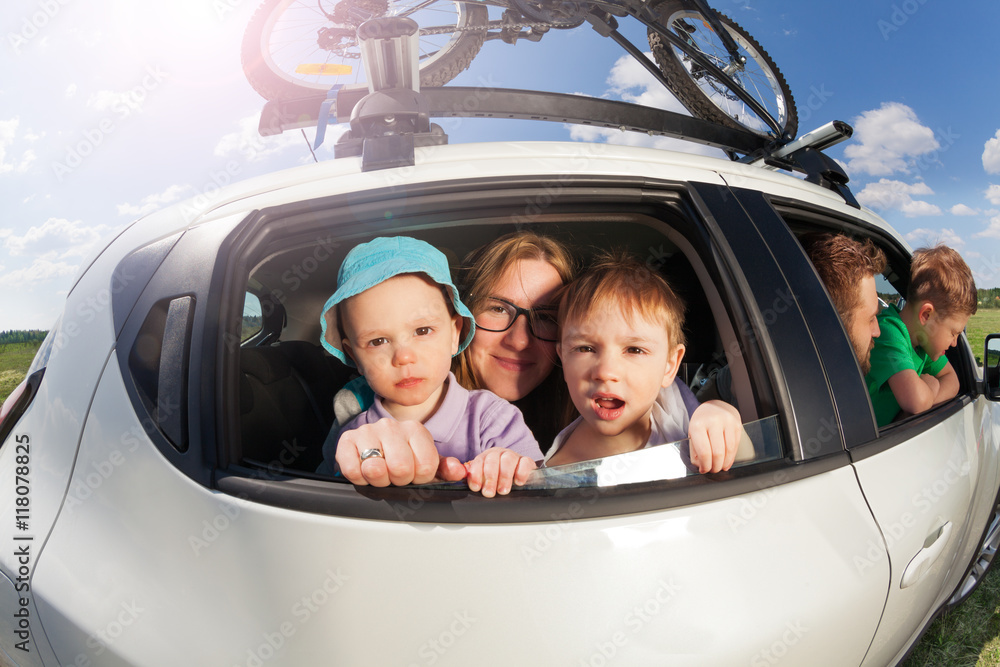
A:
[876,274,901,311]
[242,293,263,342]
[236,215,778,489]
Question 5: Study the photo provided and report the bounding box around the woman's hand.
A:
[335,419,467,486]
[687,400,742,473]
[465,448,537,497]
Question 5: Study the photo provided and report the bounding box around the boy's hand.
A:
[465,449,537,498]
[920,372,941,398]
[932,362,959,404]
[336,419,467,486]
[688,399,742,474]
[889,369,940,415]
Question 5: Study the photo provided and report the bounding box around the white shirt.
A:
[542,383,691,482]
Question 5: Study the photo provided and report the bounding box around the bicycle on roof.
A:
[242,0,798,140]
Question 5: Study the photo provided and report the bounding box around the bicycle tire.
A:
[647,0,797,139]
[242,0,489,101]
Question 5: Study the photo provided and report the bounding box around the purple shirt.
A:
[339,373,543,462]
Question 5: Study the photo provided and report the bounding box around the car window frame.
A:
[768,198,980,459]
[196,174,858,521]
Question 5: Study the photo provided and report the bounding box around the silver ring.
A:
[360,448,384,461]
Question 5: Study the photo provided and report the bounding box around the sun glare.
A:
[162,0,229,30]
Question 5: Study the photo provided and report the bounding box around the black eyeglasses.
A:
[474,297,559,342]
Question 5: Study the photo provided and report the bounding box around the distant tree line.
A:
[878,293,901,307]
[242,315,262,340]
[878,289,1000,309]
[977,287,1000,309]
[0,330,48,345]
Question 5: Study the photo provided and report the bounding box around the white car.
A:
[3,32,1000,667]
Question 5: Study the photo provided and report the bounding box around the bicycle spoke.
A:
[667,9,785,134]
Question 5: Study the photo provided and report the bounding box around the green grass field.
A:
[0,340,42,405]
[2,315,1000,664]
[903,568,1000,666]
[967,309,1000,366]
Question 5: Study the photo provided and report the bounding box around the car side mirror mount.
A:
[983,334,1000,401]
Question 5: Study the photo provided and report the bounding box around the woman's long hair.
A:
[452,231,576,448]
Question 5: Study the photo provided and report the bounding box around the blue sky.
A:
[1,0,998,330]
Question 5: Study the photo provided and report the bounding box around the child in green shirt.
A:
[866,245,977,426]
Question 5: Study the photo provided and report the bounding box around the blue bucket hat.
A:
[320,236,476,367]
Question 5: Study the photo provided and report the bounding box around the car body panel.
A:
[158,143,729,237]
[854,402,990,665]
[31,355,892,666]
[0,199,204,574]
[0,568,49,667]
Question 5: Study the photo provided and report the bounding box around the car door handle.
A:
[900,522,953,589]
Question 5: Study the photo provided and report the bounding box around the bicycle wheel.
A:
[647,0,797,139]
[242,0,489,100]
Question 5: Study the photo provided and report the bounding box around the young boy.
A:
[316,236,542,482]
[544,251,730,472]
[865,245,977,427]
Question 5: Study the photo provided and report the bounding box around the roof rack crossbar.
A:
[259,86,769,156]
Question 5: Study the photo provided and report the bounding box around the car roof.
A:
[132,139,905,252]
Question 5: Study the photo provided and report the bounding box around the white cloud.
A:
[117,184,194,217]
[0,259,78,288]
[905,227,964,247]
[16,149,36,173]
[0,117,19,174]
[857,178,941,217]
[984,130,1000,175]
[214,114,300,163]
[951,204,980,216]
[568,125,723,157]
[65,83,78,98]
[843,102,939,176]
[0,118,39,175]
[0,228,12,239]
[605,53,690,115]
[986,184,1000,206]
[974,215,1000,240]
[564,53,724,157]
[86,90,131,112]
[901,200,943,217]
[4,218,111,260]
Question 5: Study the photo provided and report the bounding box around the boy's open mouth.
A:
[593,396,625,420]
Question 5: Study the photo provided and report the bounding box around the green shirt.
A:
[865,305,948,427]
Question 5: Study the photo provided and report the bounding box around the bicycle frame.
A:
[300,0,786,139]
[430,0,784,137]
[602,0,782,137]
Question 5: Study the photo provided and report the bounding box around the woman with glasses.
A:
[331,232,742,494]
[453,232,575,450]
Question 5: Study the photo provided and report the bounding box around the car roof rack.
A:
[743,120,859,208]
[256,17,859,205]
